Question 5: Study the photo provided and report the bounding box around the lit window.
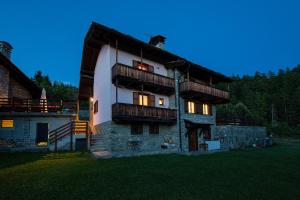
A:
[138,64,148,71]
[203,104,209,115]
[139,95,148,106]
[1,120,14,128]
[159,98,164,106]
[188,101,195,114]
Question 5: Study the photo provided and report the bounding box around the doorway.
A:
[36,123,48,146]
[188,128,198,151]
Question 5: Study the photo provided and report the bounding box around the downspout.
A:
[175,68,182,152]
[115,39,118,103]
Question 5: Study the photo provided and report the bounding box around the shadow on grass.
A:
[0,152,46,169]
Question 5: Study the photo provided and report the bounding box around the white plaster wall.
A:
[94,45,171,125]
[93,45,112,125]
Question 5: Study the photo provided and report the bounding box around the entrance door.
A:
[36,123,48,146]
[188,129,198,151]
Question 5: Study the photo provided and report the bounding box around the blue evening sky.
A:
[1,0,299,86]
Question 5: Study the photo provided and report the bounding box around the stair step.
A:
[91,151,112,159]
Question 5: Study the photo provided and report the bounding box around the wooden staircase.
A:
[48,121,89,151]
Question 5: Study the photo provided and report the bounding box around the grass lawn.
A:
[0,144,300,200]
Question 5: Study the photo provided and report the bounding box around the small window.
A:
[131,124,143,135]
[203,103,210,115]
[94,100,98,114]
[149,124,159,134]
[139,94,148,106]
[1,120,14,128]
[187,101,195,114]
[159,98,164,106]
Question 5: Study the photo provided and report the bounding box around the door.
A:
[188,129,198,151]
[36,123,48,146]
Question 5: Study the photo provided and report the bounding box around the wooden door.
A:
[36,123,48,145]
[188,129,198,151]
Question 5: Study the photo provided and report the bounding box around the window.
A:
[94,100,98,114]
[133,92,155,106]
[149,124,159,134]
[159,98,164,106]
[187,101,195,114]
[203,103,209,115]
[1,120,14,128]
[131,124,143,135]
[139,94,148,106]
[133,60,154,72]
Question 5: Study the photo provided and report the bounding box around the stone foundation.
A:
[93,121,179,157]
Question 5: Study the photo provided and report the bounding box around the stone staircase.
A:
[90,134,112,158]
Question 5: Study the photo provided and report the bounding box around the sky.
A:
[0,0,299,86]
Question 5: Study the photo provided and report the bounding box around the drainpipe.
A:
[175,68,182,152]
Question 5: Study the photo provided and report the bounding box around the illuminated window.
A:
[188,101,195,114]
[138,64,148,71]
[203,104,209,115]
[159,98,164,106]
[139,95,148,106]
[1,120,14,128]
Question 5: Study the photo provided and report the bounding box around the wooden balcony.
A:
[112,63,175,95]
[180,81,230,104]
[112,103,177,124]
[0,98,76,113]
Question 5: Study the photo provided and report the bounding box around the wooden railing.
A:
[112,103,177,123]
[48,120,89,151]
[180,81,230,100]
[112,63,175,94]
[0,98,76,113]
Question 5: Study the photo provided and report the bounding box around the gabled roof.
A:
[79,22,232,100]
[0,53,41,98]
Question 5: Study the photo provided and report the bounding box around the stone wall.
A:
[94,121,179,157]
[0,65,9,98]
[215,125,267,150]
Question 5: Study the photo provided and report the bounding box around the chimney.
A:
[149,35,166,49]
[0,41,13,59]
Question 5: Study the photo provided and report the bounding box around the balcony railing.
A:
[112,63,175,95]
[112,103,177,124]
[0,98,76,113]
[180,81,230,104]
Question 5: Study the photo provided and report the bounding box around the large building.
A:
[79,23,236,157]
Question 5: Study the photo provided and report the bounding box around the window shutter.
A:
[148,65,154,72]
[185,100,188,113]
[196,103,201,114]
[209,104,212,115]
[133,60,139,68]
[133,92,139,105]
[149,95,155,107]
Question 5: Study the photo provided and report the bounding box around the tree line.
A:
[217,65,300,137]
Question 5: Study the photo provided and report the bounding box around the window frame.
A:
[94,100,98,114]
[149,124,159,134]
[131,124,143,135]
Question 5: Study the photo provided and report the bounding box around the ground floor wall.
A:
[93,121,179,157]
[0,113,75,148]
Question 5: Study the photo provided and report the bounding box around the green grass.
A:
[1,144,300,200]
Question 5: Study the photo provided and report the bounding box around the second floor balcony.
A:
[112,63,175,95]
[180,81,230,104]
[0,98,77,113]
[112,103,177,124]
